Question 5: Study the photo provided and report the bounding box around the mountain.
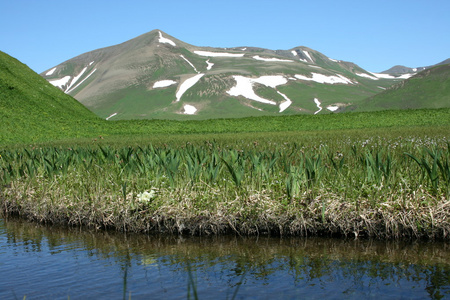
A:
[0,50,100,144]
[353,63,450,111]
[381,58,450,75]
[381,65,427,75]
[40,29,412,120]
[436,58,450,66]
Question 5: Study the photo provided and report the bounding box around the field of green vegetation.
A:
[1,122,449,239]
[2,100,450,145]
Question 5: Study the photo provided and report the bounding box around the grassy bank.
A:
[1,128,449,239]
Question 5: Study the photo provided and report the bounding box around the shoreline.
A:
[2,184,449,240]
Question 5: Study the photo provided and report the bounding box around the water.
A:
[0,217,449,299]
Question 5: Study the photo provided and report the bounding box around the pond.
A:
[0,217,449,299]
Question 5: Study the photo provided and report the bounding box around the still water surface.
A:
[0,217,449,299]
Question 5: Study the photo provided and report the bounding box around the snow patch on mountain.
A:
[396,73,415,79]
[371,72,414,79]
[176,73,204,102]
[277,91,292,112]
[357,72,415,80]
[49,76,71,89]
[153,80,177,88]
[291,50,297,56]
[303,50,313,62]
[227,76,277,105]
[328,58,339,62]
[227,75,292,113]
[253,55,293,63]
[355,72,379,80]
[46,67,57,76]
[194,51,245,57]
[227,75,289,106]
[314,98,322,114]
[371,73,393,79]
[66,68,97,94]
[106,112,118,120]
[65,67,87,92]
[158,31,176,46]
[206,59,214,70]
[183,104,197,115]
[295,73,354,84]
[180,55,199,73]
[327,105,339,112]
[253,75,288,88]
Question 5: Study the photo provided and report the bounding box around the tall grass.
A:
[1,131,449,239]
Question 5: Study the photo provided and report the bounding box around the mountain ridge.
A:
[354,63,450,111]
[39,29,439,120]
[381,58,450,74]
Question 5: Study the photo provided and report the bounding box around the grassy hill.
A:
[354,64,450,111]
[0,50,101,144]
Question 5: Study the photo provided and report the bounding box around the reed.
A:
[1,131,449,239]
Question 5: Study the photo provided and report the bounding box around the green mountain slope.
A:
[354,64,450,111]
[40,30,406,120]
[0,50,100,144]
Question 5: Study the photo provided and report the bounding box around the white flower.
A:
[137,190,156,203]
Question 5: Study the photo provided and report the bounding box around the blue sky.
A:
[1,0,449,73]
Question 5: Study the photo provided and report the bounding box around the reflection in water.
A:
[0,216,449,299]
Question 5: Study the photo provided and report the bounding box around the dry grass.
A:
[2,179,449,239]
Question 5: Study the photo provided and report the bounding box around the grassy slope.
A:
[0,51,102,144]
[355,64,450,111]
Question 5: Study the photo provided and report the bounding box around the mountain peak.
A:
[381,65,426,75]
[381,58,450,75]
